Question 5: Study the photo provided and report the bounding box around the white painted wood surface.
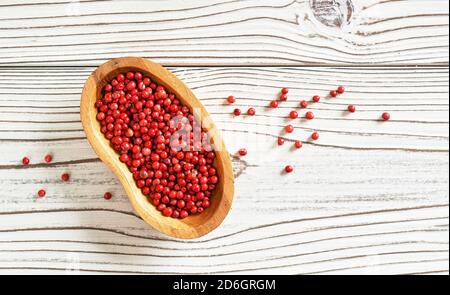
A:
[0,0,448,275]
[0,0,448,66]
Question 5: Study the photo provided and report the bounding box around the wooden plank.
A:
[0,66,448,274]
[0,67,448,149]
[0,0,448,66]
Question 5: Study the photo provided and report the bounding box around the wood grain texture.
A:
[0,0,448,66]
[0,66,448,274]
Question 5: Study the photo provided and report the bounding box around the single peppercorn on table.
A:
[0,0,448,275]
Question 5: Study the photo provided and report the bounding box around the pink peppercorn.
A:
[289,110,298,119]
[305,111,314,120]
[95,71,220,219]
[382,112,391,121]
[238,148,247,156]
[22,157,30,165]
[285,165,294,173]
[44,154,53,163]
[37,189,46,198]
[61,173,70,182]
[227,96,236,104]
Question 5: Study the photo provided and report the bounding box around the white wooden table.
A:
[0,0,448,275]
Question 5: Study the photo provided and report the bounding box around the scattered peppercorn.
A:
[337,86,345,94]
[300,100,308,108]
[238,148,247,156]
[281,88,289,95]
[277,137,285,146]
[330,90,338,97]
[347,105,356,113]
[61,173,70,182]
[227,96,236,104]
[247,108,256,116]
[382,112,391,121]
[44,154,53,163]
[104,192,112,200]
[22,157,30,165]
[285,125,294,133]
[289,110,298,119]
[305,111,314,120]
[312,95,320,103]
[294,140,303,149]
[285,165,294,173]
[279,94,288,101]
[270,100,279,108]
[311,132,319,140]
[233,108,242,116]
[37,189,46,198]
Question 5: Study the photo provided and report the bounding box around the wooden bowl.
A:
[80,57,234,239]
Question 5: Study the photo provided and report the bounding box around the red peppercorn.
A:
[294,140,303,149]
[22,157,30,165]
[37,189,46,198]
[247,108,256,116]
[277,137,285,145]
[285,125,294,133]
[312,95,320,102]
[134,72,143,81]
[281,88,289,95]
[126,81,136,91]
[227,96,236,104]
[270,100,279,108]
[104,192,112,200]
[285,165,294,173]
[337,86,345,94]
[382,112,391,121]
[311,132,319,140]
[289,110,298,119]
[177,200,186,209]
[96,71,220,219]
[347,105,356,113]
[61,173,70,182]
[44,154,53,163]
[330,90,338,97]
[162,207,173,217]
[279,94,288,101]
[171,210,180,219]
[305,111,314,120]
[126,72,134,80]
[238,148,247,156]
[180,210,189,219]
[300,100,308,108]
[233,108,241,116]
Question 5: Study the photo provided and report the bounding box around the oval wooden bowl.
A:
[80,57,234,239]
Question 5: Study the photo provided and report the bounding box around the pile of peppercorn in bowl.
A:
[80,57,234,239]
